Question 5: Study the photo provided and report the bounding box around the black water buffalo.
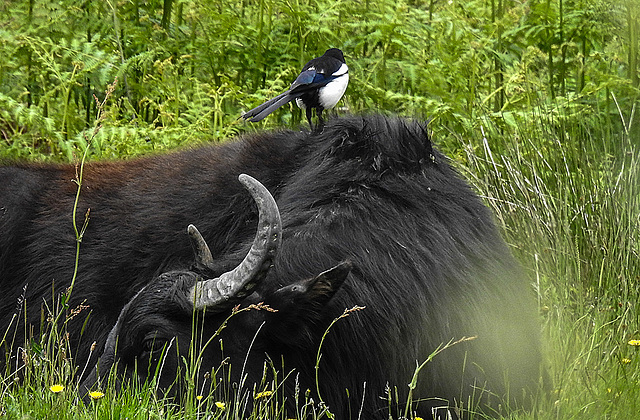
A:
[1,115,542,418]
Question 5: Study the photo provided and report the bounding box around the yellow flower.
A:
[196,395,204,401]
[255,390,273,399]
[49,384,64,393]
[89,391,104,400]
[621,358,631,364]
[215,401,226,409]
[415,417,425,420]
[628,339,640,346]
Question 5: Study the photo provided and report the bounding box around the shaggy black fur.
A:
[1,115,542,419]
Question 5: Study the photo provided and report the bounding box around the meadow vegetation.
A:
[1,0,639,418]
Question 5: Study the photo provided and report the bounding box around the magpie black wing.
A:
[289,68,318,91]
[243,67,327,122]
[289,66,338,94]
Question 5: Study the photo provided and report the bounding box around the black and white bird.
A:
[242,48,349,130]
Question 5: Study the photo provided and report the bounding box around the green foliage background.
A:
[1,0,639,419]
[1,0,637,161]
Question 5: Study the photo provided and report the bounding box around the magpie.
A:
[242,48,348,130]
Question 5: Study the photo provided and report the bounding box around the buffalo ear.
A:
[304,260,353,306]
[268,261,353,345]
[273,260,353,309]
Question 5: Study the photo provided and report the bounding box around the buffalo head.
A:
[80,173,352,402]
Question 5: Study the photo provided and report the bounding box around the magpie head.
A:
[323,48,345,63]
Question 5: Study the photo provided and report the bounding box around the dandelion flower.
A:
[628,339,640,346]
[215,401,226,409]
[621,358,631,364]
[196,395,204,401]
[415,417,424,420]
[255,390,273,399]
[49,384,64,393]
[89,391,104,400]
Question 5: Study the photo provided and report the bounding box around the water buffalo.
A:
[1,115,543,418]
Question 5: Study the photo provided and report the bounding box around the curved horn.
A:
[189,174,282,311]
[188,224,214,268]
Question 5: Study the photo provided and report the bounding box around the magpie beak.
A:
[242,48,349,130]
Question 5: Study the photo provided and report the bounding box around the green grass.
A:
[446,101,640,419]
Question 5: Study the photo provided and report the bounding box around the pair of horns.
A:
[188,174,281,311]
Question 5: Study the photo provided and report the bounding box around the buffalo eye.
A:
[142,339,154,353]
[141,334,167,357]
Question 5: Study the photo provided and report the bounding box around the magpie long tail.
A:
[242,91,298,122]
